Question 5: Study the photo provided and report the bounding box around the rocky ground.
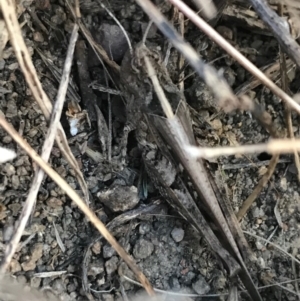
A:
[1,0,300,301]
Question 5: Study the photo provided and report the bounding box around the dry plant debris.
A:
[1,0,300,300]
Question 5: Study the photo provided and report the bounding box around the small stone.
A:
[89,259,104,276]
[139,222,151,235]
[2,135,12,143]
[11,175,20,190]
[102,294,114,301]
[21,243,43,271]
[3,163,15,176]
[256,218,263,225]
[280,177,287,191]
[91,24,129,64]
[0,59,5,70]
[92,241,102,255]
[255,241,264,250]
[192,275,210,295]
[27,128,38,138]
[169,277,181,291]
[97,185,139,212]
[105,256,118,274]
[33,31,44,43]
[216,26,233,40]
[210,119,222,131]
[46,197,63,208]
[103,244,116,258]
[9,259,21,273]
[51,278,65,294]
[8,203,21,216]
[8,62,19,70]
[171,227,185,242]
[30,277,41,288]
[133,239,154,259]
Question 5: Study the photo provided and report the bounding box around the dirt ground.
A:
[1,0,300,300]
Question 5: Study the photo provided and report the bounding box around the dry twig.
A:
[186,139,300,159]
[0,21,79,274]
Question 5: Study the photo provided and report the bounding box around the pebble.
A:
[102,294,114,301]
[139,222,151,235]
[103,244,116,258]
[171,227,184,242]
[133,239,154,259]
[280,177,287,191]
[216,25,233,41]
[169,277,181,291]
[93,24,129,62]
[97,185,139,212]
[51,278,65,294]
[105,256,118,274]
[192,275,210,295]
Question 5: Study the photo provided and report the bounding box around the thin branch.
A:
[186,139,300,159]
[0,23,79,273]
[143,55,174,119]
[236,154,279,221]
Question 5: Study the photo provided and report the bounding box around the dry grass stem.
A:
[186,139,300,159]
[169,0,300,114]
[0,23,79,273]
[144,55,174,119]
[0,0,89,203]
[236,154,279,221]
[0,114,155,296]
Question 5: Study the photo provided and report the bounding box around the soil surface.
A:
[1,1,300,301]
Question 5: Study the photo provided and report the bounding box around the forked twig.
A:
[169,0,300,114]
[0,114,154,296]
[0,22,79,273]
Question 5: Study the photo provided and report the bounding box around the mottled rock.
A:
[103,244,116,258]
[97,185,139,212]
[105,256,118,274]
[192,275,210,295]
[171,227,185,242]
[133,239,154,259]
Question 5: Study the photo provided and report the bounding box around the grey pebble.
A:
[169,277,181,291]
[133,239,154,259]
[51,278,65,294]
[171,227,184,242]
[97,185,139,212]
[105,256,118,274]
[139,222,151,235]
[103,244,116,258]
[192,275,210,295]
